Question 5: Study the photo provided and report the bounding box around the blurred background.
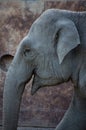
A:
[0,0,86,129]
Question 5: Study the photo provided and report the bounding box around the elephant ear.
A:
[55,18,80,64]
[0,54,14,72]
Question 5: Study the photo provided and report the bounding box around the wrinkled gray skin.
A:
[0,9,86,130]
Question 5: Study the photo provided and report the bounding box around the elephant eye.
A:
[24,48,30,57]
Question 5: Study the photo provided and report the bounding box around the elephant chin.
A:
[31,83,41,95]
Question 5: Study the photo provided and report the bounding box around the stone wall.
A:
[0,0,86,128]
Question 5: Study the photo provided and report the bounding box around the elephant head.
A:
[1,9,86,130]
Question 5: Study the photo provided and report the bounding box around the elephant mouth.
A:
[30,75,41,95]
[30,73,58,95]
[31,85,41,95]
[31,75,51,95]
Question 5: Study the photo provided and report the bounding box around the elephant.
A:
[0,9,86,130]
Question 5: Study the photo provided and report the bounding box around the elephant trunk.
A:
[3,67,26,130]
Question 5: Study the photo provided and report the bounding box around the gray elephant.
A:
[0,9,86,130]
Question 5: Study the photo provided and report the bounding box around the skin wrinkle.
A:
[51,58,61,80]
[36,50,61,81]
[37,54,51,79]
[35,53,63,87]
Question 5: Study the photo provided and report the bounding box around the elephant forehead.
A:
[29,16,57,42]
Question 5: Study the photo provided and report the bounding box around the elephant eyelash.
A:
[24,48,30,56]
